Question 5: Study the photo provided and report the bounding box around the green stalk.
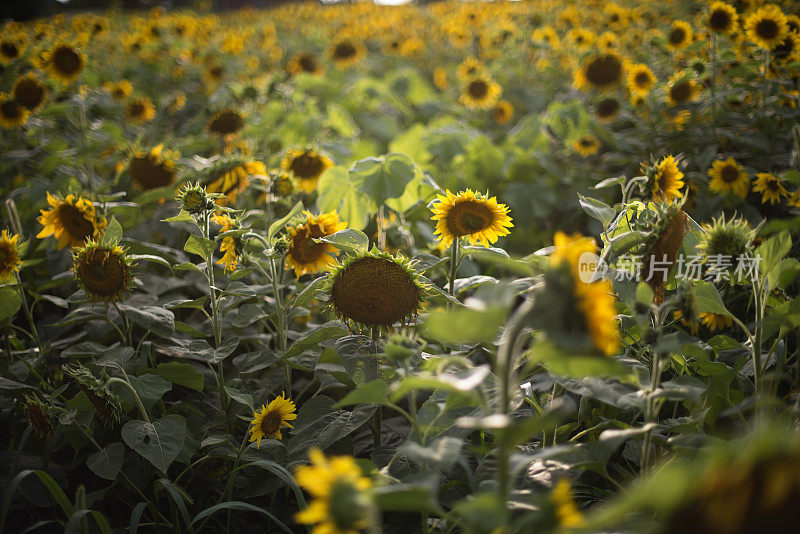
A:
[106,377,150,424]
[448,238,460,299]
[203,211,227,415]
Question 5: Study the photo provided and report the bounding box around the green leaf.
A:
[283,322,349,362]
[130,254,173,273]
[397,437,463,472]
[0,286,22,323]
[692,280,733,318]
[335,381,391,407]
[174,262,203,273]
[157,362,204,392]
[94,347,134,369]
[118,304,175,337]
[317,166,375,230]
[292,276,328,310]
[121,415,187,473]
[423,306,507,344]
[578,194,616,228]
[224,386,254,410]
[267,200,303,242]
[184,234,216,258]
[190,501,291,532]
[121,374,172,409]
[757,230,792,280]
[315,228,369,254]
[161,210,195,223]
[233,303,266,328]
[287,401,377,460]
[349,153,418,206]
[372,484,443,515]
[102,216,123,245]
[86,442,125,480]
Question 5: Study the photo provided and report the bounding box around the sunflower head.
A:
[177,182,214,214]
[125,96,156,125]
[667,20,693,50]
[212,213,243,273]
[641,206,689,302]
[698,215,755,279]
[752,172,789,204]
[459,74,502,110]
[37,192,106,249]
[492,100,514,124]
[286,210,347,277]
[708,2,739,34]
[551,479,586,529]
[644,155,685,203]
[708,157,750,198]
[286,52,323,76]
[207,108,244,136]
[22,395,53,440]
[0,93,29,129]
[0,229,23,282]
[573,133,601,157]
[744,4,788,50]
[329,38,365,67]
[326,249,428,332]
[574,51,626,92]
[73,239,135,305]
[627,64,657,98]
[46,43,86,84]
[104,79,133,100]
[13,72,47,112]
[63,364,123,428]
[595,96,622,122]
[295,448,373,534]
[281,148,333,194]
[248,393,297,448]
[666,72,702,106]
[430,189,513,248]
[268,169,298,198]
[204,157,266,205]
[0,33,27,64]
[129,144,178,190]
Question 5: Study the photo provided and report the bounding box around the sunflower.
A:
[566,28,595,51]
[667,21,693,50]
[12,72,47,112]
[295,448,373,534]
[666,73,702,106]
[456,57,485,81]
[627,63,657,98]
[211,214,241,272]
[551,480,586,529]
[573,134,601,157]
[492,100,514,124]
[0,33,26,65]
[73,240,135,304]
[459,75,502,110]
[125,96,156,125]
[286,52,324,76]
[699,312,733,331]
[708,157,750,198]
[433,67,448,89]
[532,26,560,49]
[46,43,86,84]
[744,4,788,50]
[708,2,739,34]
[329,38,365,68]
[430,189,513,248]
[327,250,427,331]
[203,63,225,87]
[64,364,123,427]
[281,148,333,193]
[0,93,29,129]
[37,192,106,249]
[0,230,23,282]
[103,80,133,100]
[129,144,178,190]
[549,232,619,356]
[574,52,626,92]
[752,172,788,204]
[772,32,800,63]
[205,159,267,205]
[207,108,244,136]
[595,97,621,123]
[650,156,685,202]
[248,393,297,449]
[698,215,754,281]
[285,210,347,277]
[22,396,52,440]
[269,169,298,198]
[177,182,213,215]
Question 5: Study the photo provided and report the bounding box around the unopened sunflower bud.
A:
[177,182,213,214]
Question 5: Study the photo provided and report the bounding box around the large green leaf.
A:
[317,166,375,230]
[86,442,125,480]
[121,415,187,473]
[348,153,418,206]
[157,362,204,392]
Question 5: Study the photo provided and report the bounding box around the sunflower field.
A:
[3,0,800,532]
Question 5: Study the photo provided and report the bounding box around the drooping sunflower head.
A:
[268,169,298,198]
[73,239,135,305]
[125,96,156,125]
[698,214,754,268]
[708,157,750,198]
[211,213,243,273]
[326,249,428,332]
[207,108,244,136]
[22,395,53,440]
[492,100,514,124]
[574,51,627,92]
[204,157,266,205]
[286,210,347,278]
[430,189,513,248]
[595,96,621,122]
[708,2,739,34]
[37,192,106,249]
[0,229,23,282]
[627,63,657,98]
[752,172,789,204]
[666,72,702,106]
[295,448,374,534]
[248,393,297,449]
[45,43,86,84]
[12,72,47,112]
[281,148,333,194]
[329,38,365,68]
[459,74,502,110]
[667,20,693,50]
[64,364,123,427]
[572,133,601,157]
[0,93,29,129]
[286,52,323,76]
[129,144,178,191]
[744,4,788,50]
[647,155,685,202]
[641,205,689,302]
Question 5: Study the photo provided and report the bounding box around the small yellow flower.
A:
[459,75,502,110]
[708,158,749,198]
[572,134,601,157]
[627,64,657,98]
[248,393,297,449]
[125,96,156,125]
[752,172,788,204]
[552,479,586,528]
[0,229,23,282]
[666,20,693,50]
[430,189,513,248]
[211,214,240,273]
[699,312,733,331]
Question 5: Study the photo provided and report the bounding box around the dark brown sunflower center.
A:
[585,55,623,86]
[596,98,620,117]
[1,41,19,58]
[0,242,13,269]
[290,224,328,264]
[670,81,692,102]
[610,14,619,23]
[1,100,22,120]
[130,155,174,190]
[209,111,244,134]
[77,249,126,297]
[721,165,740,183]
[333,42,357,59]
[773,37,794,58]
[299,55,318,72]
[53,47,82,75]
[634,71,651,86]
[467,80,489,99]
[669,28,687,45]
[260,409,283,435]
[331,257,420,327]
[128,101,145,118]
[756,19,780,40]
[289,153,325,179]
[709,10,732,31]
[210,66,223,79]
[767,179,778,191]
[57,203,95,243]
[579,137,594,147]
[446,200,493,237]
[14,79,45,110]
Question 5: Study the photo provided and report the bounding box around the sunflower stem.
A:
[202,211,227,418]
[106,377,150,424]
[448,238,460,300]
[371,325,382,448]
[268,256,290,392]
